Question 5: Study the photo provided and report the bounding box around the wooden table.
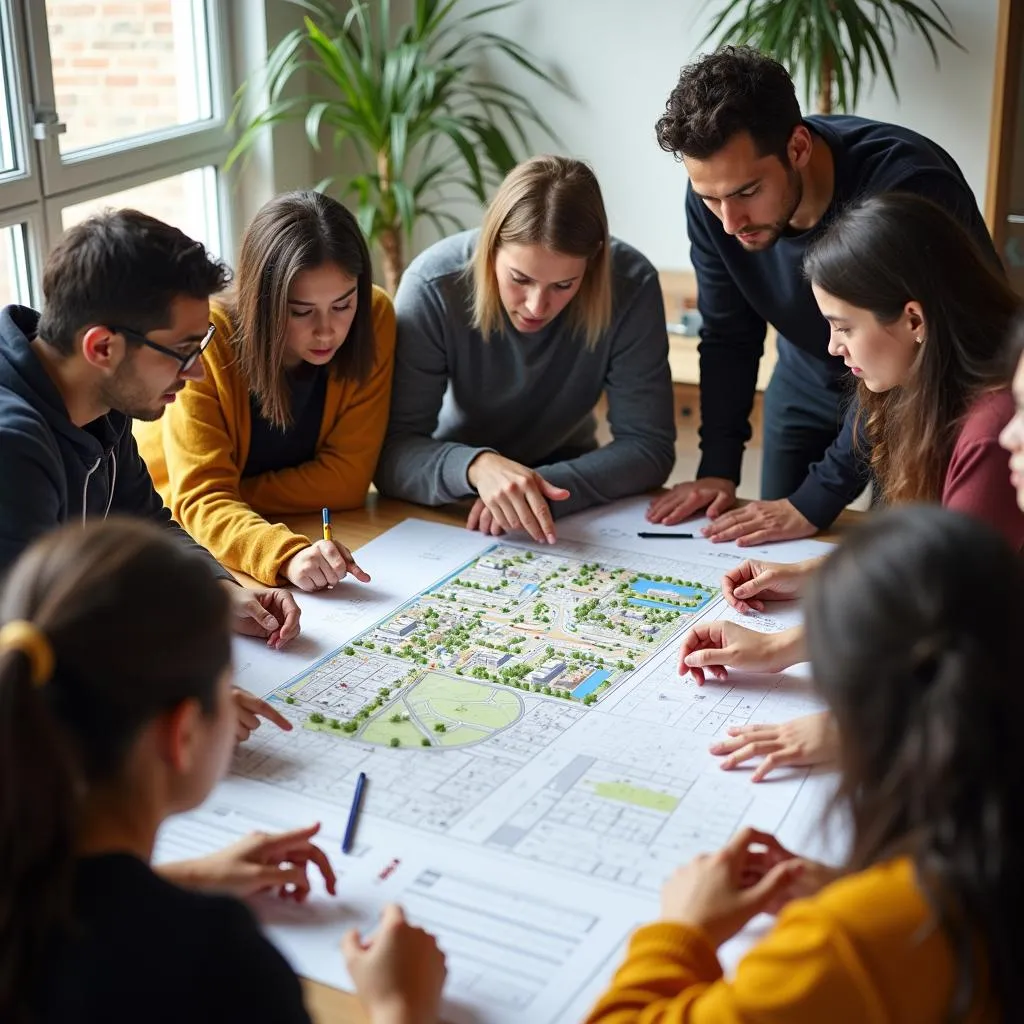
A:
[274,494,860,1022]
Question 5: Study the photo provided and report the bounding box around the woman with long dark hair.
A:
[807,191,1020,519]
[678,193,1024,778]
[137,190,395,592]
[589,505,1019,1021]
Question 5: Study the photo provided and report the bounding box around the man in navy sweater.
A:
[647,46,999,543]
[0,209,301,658]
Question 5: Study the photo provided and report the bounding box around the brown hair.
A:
[227,190,376,429]
[0,519,231,1023]
[471,156,612,350]
[37,208,230,356]
[804,193,1018,505]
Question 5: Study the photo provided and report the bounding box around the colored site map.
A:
[272,544,717,750]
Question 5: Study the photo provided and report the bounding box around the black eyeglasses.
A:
[108,322,216,373]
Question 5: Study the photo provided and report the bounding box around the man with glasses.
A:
[0,210,302,724]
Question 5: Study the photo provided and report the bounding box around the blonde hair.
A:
[471,156,612,350]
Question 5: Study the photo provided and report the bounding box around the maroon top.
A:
[942,388,1024,549]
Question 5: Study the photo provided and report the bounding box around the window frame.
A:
[0,0,234,260]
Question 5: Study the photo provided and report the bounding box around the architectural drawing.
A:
[159,519,834,1024]
[269,543,719,752]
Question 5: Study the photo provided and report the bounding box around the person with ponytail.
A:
[0,519,445,1024]
[586,505,1019,1022]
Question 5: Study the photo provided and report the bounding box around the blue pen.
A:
[322,506,333,543]
[342,771,367,854]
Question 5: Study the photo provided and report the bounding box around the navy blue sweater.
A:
[0,305,232,580]
[688,114,1000,527]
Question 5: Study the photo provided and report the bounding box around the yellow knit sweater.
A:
[584,858,995,1023]
[136,286,396,584]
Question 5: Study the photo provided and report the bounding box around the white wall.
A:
[228,0,318,237]
[399,0,1000,270]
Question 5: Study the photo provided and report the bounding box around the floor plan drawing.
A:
[158,517,836,1024]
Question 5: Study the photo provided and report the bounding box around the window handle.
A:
[31,107,66,141]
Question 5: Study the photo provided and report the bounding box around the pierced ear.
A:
[905,301,926,337]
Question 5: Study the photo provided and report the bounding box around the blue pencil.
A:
[342,771,367,854]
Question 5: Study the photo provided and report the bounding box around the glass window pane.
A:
[46,0,214,156]
[60,166,222,256]
[0,3,20,173]
[0,224,32,305]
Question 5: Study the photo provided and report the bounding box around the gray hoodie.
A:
[0,304,231,581]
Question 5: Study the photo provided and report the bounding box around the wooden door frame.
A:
[986,0,1024,253]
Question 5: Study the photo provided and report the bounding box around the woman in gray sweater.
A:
[374,155,676,543]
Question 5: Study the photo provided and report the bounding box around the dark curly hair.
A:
[655,46,802,162]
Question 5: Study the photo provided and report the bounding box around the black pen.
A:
[637,531,695,539]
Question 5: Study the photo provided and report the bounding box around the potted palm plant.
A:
[700,0,963,114]
[227,0,565,293]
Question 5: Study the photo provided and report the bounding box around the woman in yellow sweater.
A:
[585,504,1017,1023]
[137,191,396,590]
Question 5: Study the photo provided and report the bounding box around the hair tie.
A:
[0,621,55,687]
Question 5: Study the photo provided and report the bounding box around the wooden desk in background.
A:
[657,268,778,391]
[270,494,860,1022]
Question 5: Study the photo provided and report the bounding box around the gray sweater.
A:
[375,231,676,517]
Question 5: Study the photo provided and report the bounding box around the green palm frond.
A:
[700,0,964,114]
[226,0,569,286]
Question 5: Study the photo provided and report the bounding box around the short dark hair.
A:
[37,208,232,355]
[655,45,802,162]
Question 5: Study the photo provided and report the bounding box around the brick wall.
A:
[45,1,208,233]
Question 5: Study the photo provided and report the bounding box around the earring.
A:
[915,336,923,344]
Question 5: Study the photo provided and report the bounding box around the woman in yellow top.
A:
[137,190,396,590]
[585,504,1016,1023]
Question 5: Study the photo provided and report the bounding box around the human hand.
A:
[678,622,804,684]
[342,904,447,1024]
[466,497,505,537]
[282,539,371,592]
[225,582,302,648]
[646,477,737,525]
[162,823,337,901]
[729,831,842,912]
[466,452,570,544]
[659,827,806,947]
[722,556,822,613]
[709,712,838,782]
[232,686,293,743]
[701,498,816,546]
